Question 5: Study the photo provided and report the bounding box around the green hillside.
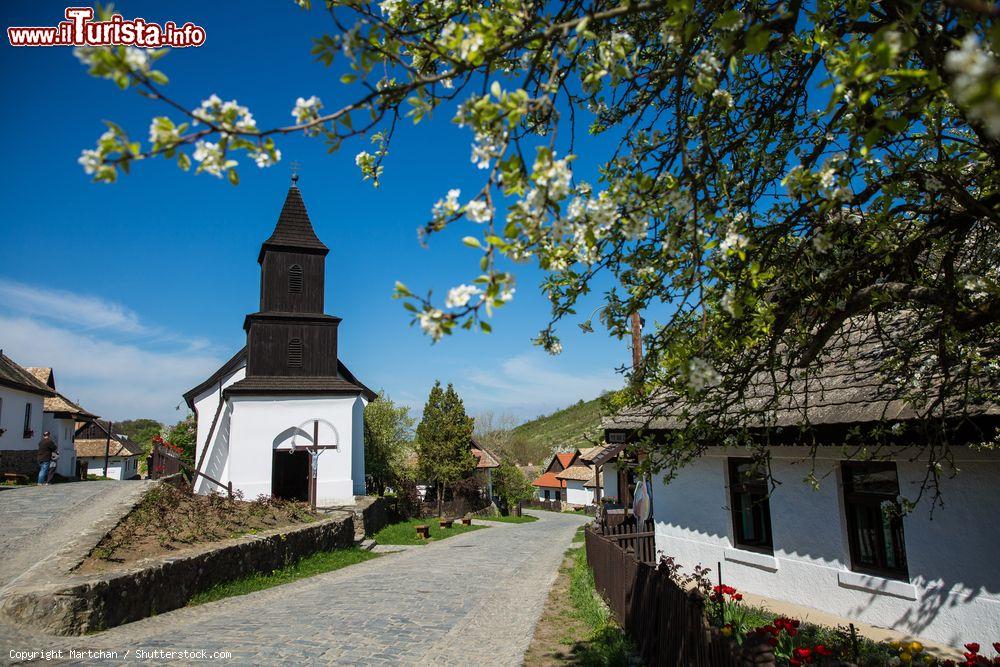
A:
[510,395,607,465]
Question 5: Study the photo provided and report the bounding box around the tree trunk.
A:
[437,482,443,517]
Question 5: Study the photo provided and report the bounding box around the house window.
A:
[544,489,550,501]
[288,338,303,368]
[289,264,303,293]
[555,490,561,502]
[23,403,32,438]
[842,462,908,579]
[728,458,774,553]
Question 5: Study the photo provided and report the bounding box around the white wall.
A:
[647,446,1000,649]
[191,364,244,494]
[566,479,592,506]
[41,414,78,477]
[81,455,137,480]
[227,395,359,504]
[604,462,619,500]
[0,386,44,452]
[537,486,562,502]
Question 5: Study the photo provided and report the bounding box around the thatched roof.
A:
[604,319,1000,432]
[0,352,54,397]
[578,445,609,463]
[24,367,98,419]
[556,465,594,482]
[470,442,500,469]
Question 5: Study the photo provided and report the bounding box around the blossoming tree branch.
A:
[76,0,999,502]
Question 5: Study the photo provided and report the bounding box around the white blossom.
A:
[379,0,406,21]
[445,284,482,308]
[78,149,101,175]
[192,140,237,177]
[148,117,181,145]
[252,147,281,168]
[721,289,737,316]
[464,199,492,223]
[720,230,748,253]
[546,340,563,355]
[291,95,324,135]
[712,89,734,109]
[123,47,150,73]
[499,287,515,302]
[432,188,462,219]
[418,308,445,340]
[944,34,1000,137]
[688,357,722,391]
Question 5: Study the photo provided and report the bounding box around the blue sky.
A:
[0,1,631,425]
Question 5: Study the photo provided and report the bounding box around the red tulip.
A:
[734,593,743,601]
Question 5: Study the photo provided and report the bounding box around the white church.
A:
[183,178,375,505]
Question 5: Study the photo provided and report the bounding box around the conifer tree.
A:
[416,381,476,516]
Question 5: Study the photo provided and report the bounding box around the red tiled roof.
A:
[532,471,565,489]
[471,447,500,469]
[556,452,576,469]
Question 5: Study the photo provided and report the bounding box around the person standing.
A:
[37,431,57,485]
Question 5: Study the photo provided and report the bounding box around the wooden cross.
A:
[287,420,338,510]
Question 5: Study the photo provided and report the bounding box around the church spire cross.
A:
[290,161,301,186]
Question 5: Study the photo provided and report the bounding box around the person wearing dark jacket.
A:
[37,432,57,485]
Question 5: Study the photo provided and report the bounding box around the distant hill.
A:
[510,395,607,465]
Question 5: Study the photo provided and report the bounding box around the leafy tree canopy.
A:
[364,390,415,495]
[76,1,1000,500]
[491,459,537,514]
[117,418,163,455]
[164,414,197,463]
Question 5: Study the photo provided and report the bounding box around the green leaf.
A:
[340,73,357,84]
[462,236,482,248]
[228,168,239,185]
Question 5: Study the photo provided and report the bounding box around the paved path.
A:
[0,481,153,590]
[0,510,590,665]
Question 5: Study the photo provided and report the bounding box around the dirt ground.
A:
[76,483,320,572]
[523,552,595,665]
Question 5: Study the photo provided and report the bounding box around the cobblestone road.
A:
[0,510,589,666]
[0,481,152,589]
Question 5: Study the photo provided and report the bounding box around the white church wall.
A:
[350,396,366,496]
[191,364,244,494]
[227,394,357,504]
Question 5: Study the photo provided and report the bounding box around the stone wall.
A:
[0,514,355,635]
[0,450,38,478]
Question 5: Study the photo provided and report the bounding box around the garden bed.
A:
[77,483,320,572]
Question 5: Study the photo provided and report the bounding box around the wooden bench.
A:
[439,518,454,529]
[415,524,430,539]
[3,473,29,485]
[461,517,472,526]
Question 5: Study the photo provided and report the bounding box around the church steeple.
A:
[257,183,329,314]
[257,183,329,265]
[245,182,341,378]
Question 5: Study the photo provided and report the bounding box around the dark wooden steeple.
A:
[242,182,341,380]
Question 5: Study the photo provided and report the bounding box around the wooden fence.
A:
[520,499,563,512]
[585,526,744,667]
[599,515,657,564]
[148,443,182,479]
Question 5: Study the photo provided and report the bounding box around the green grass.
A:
[511,396,607,464]
[188,548,378,606]
[567,545,633,665]
[372,517,486,545]
[477,514,539,524]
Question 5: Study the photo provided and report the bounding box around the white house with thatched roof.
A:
[26,367,98,478]
[0,351,53,478]
[600,322,1000,649]
[74,420,142,480]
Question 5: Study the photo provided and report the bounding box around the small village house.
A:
[531,451,577,503]
[600,324,1000,649]
[183,180,375,505]
[470,439,500,500]
[0,351,55,479]
[26,367,98,478]
[74,420,142,480]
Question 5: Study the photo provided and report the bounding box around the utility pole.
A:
[103,419,112,478]
[630,312,643,384]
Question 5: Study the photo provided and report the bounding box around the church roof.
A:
[224,375,372,397]
[257,185,329,264]
[182,346,377,409]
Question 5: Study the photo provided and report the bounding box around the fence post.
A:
[227,480,233,499]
